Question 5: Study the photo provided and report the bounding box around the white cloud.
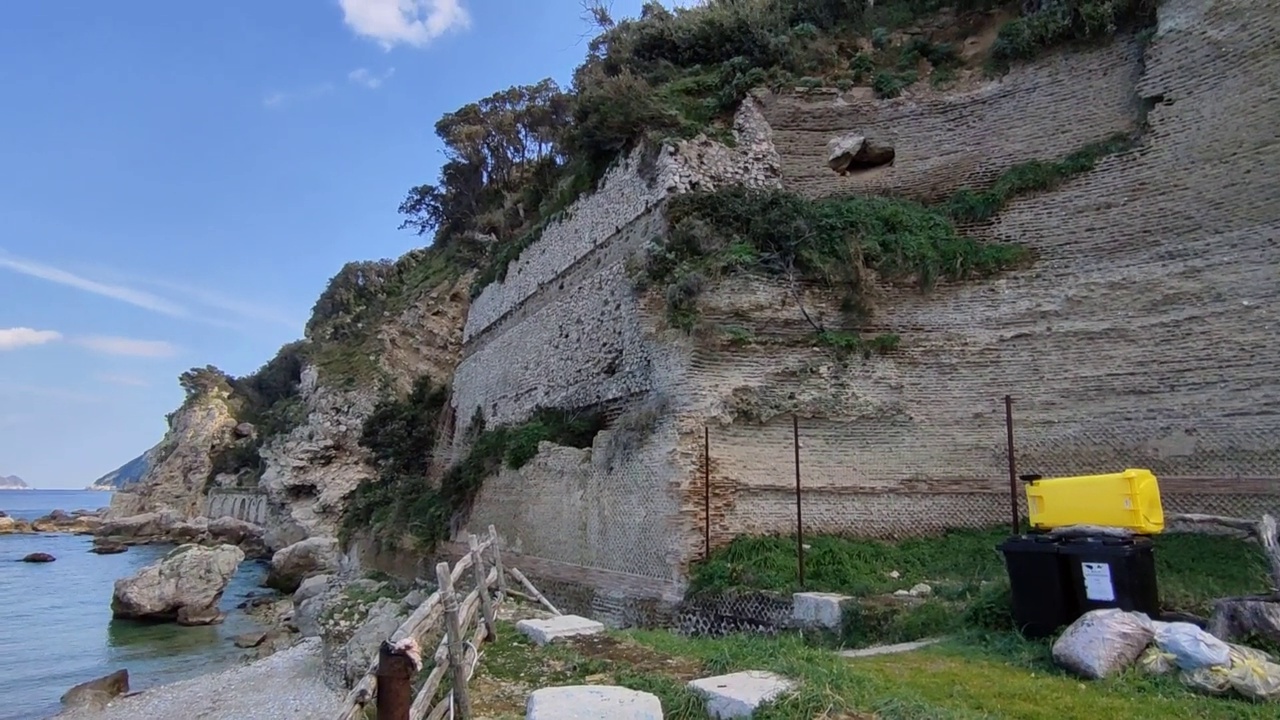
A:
[0,327,62,351]
[73,336,179,359]
[348,67,396,89]
[263,83,335,109]
[96,373,151,387]
[0,254,187,317]
[339,0,470,49]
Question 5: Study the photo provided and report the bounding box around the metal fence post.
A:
[375,640,414,720]
[1005,394,1020,534]
[794,413,805,589]
[704,424,711,561]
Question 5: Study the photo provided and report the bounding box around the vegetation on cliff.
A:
[392,0,1155,307]
[339,387,603,549]
[176,342,308,488]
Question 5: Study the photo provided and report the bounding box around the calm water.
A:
[0,490,273,720]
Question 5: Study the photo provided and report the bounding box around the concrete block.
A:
[516,615,605,646]
[526,685,663,719]
[688,671,794,719]
[791,592,850,629]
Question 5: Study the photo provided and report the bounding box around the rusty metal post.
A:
[704,425,711,560]
[794,413,805,589]
[375,640,414,720]
[1005,394,1020,534]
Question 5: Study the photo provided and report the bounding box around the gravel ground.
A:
[53,639,342,720]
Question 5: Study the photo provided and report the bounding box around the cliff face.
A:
[89,454,149,491]
[112,269,471,548]
[107,388,239,519]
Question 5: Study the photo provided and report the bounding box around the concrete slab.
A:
[688,671,794,719]
[516,615,605,646]
[526,685,663,719]
[792,592,850,629]
[839,638,943,658]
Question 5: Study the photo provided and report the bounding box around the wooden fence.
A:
[335,525,562,720]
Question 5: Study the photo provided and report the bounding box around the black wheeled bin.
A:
[997,534,1075,638]
[1058,535,1160,617]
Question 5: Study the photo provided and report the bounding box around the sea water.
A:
[0,490,272,720]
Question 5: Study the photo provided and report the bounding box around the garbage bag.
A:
[1137,646,1178,675]
[1052,609,1155,679]
[1228,642,1276,665]
[1153,621,1231,670]
[1226,656,1280,702]
[1181,665,1233,695]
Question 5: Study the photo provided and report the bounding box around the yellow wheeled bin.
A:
[1024,468,1164,534]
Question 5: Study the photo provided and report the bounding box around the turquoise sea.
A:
[0,490,272,720]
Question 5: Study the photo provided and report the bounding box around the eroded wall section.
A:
[693,0,1280,552]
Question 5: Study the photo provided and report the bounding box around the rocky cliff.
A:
[88,454,149,491]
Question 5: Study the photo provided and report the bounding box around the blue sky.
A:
[0,0,681,489]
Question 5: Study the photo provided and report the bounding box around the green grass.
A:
[689,527,1273,618]
[621,629,1277,719]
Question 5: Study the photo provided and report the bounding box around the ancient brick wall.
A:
[452,0,1279,592]
[690,0,1280,558]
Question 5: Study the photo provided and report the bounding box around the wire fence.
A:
[698,395,1280,585]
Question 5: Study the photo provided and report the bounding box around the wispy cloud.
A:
[340,0,470,49]
[73,336,179,359]
[0,251,299,333]
[263,82,336,109]
[0,327,62,351]
[96,373,151,388]
[348,67,396,89]
[0,254,187,317]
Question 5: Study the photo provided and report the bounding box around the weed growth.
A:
[990,0,1159,71]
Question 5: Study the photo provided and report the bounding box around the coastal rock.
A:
[96,510,183,541]
[293,574,333,605]
[29,509,101,534]
[0,516,31,534]
[266,536,340,593]
[234,631,269,648]
[60,669,129,710]
[111,543,244,625]
[90,541,128,555]
[209,516,269,558]
[324,596,407,687]
[22,552,56,563]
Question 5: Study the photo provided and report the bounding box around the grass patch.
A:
[688,527,1273,618]
[990,0,1159,71]
[944,132,1136,222]
[648,187,1026,332]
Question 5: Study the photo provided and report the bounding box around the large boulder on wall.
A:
[110,543,244,625]
[266,536,341,593]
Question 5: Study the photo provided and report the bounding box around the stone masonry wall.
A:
[206,489,270,526]
[686,0,1280,558]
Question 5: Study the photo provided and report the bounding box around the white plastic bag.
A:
[1137,646,1178,675]
[1153,621,1231,670]
[1227,656,1280,702]
[1052,609,1155,679]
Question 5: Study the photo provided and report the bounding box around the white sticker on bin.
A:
[1082,561,1115,602]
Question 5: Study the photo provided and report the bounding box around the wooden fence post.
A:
[488,524,508,600]
[436,561,474,719]
[469,533,497,641]
[375,640,414,720]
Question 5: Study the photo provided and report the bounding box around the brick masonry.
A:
[450,0,1280,594]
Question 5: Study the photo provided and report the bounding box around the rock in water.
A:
[111,543,244,625]
[90,540,128,555]
[266,536,340,593]
[61,669,129,710]
[22,552,56,563]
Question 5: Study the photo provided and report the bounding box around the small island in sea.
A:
[0,474,31,490]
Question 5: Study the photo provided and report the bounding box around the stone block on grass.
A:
[688,671,794,719]
[791,591,850,629]
[516,615,605,646]
[526,685,664,719]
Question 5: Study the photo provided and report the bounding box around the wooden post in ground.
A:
[436,561,474,719]
[375,640,415,720]
[509,566,561,615]
[488,525,508,600]
[469,533,497,641]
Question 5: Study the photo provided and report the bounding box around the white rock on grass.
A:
[516,615,605,646]
[526,685,663,720]
[688,671,794,719]
[791,592,850,629]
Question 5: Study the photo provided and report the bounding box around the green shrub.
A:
[989,0,1158,70]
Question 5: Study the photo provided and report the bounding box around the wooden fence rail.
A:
[335,525,560,720]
